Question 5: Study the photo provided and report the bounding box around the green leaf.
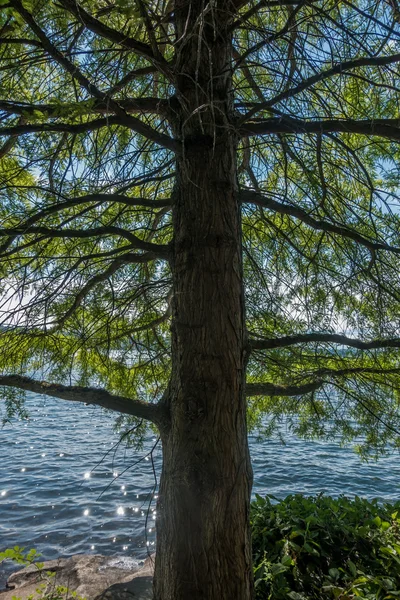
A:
[329,568,340,581]
[348,560,357,577]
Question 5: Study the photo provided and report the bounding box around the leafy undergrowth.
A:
[251,495,400,600]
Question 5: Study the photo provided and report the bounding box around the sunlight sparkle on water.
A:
[84,472,90,479]
[117,506,125,516]
[1,490,6,496]
[84,509,89,516]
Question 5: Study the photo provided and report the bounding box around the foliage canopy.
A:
[0,0,400,455]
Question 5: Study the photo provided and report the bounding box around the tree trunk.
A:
[153,2,254,599]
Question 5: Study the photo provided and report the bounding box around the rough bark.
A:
[153,1,254,599]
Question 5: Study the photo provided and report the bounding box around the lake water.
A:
[1,394,400,586]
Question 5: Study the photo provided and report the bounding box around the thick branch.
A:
[249,333,400,351]
[0,37,42,47]
[0,374,166,425]
[69,194,172,208]
[241,52,400,121]
[0,225,170,257]
[240,189,400,255]
[240,117,400,141]
[0,116,178,152]
[0,98,169,118]
[42,193,172,212]
[246,366,400,397]
[58,0,172,79]
[0,193,171,246]
[0,194,171,257]
[231,0,314,30]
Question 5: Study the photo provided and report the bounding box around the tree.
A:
[1,0,400,597]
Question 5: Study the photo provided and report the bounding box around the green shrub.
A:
[4,496,400,600]
[251,494,400,600]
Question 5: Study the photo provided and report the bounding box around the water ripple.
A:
[1,395,400,586]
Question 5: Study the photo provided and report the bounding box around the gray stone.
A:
[94,576,153,600]
[1,554,155,600]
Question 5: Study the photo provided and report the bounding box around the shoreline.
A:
[0,553,155,600]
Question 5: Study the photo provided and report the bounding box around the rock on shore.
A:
[0,554,154,600]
